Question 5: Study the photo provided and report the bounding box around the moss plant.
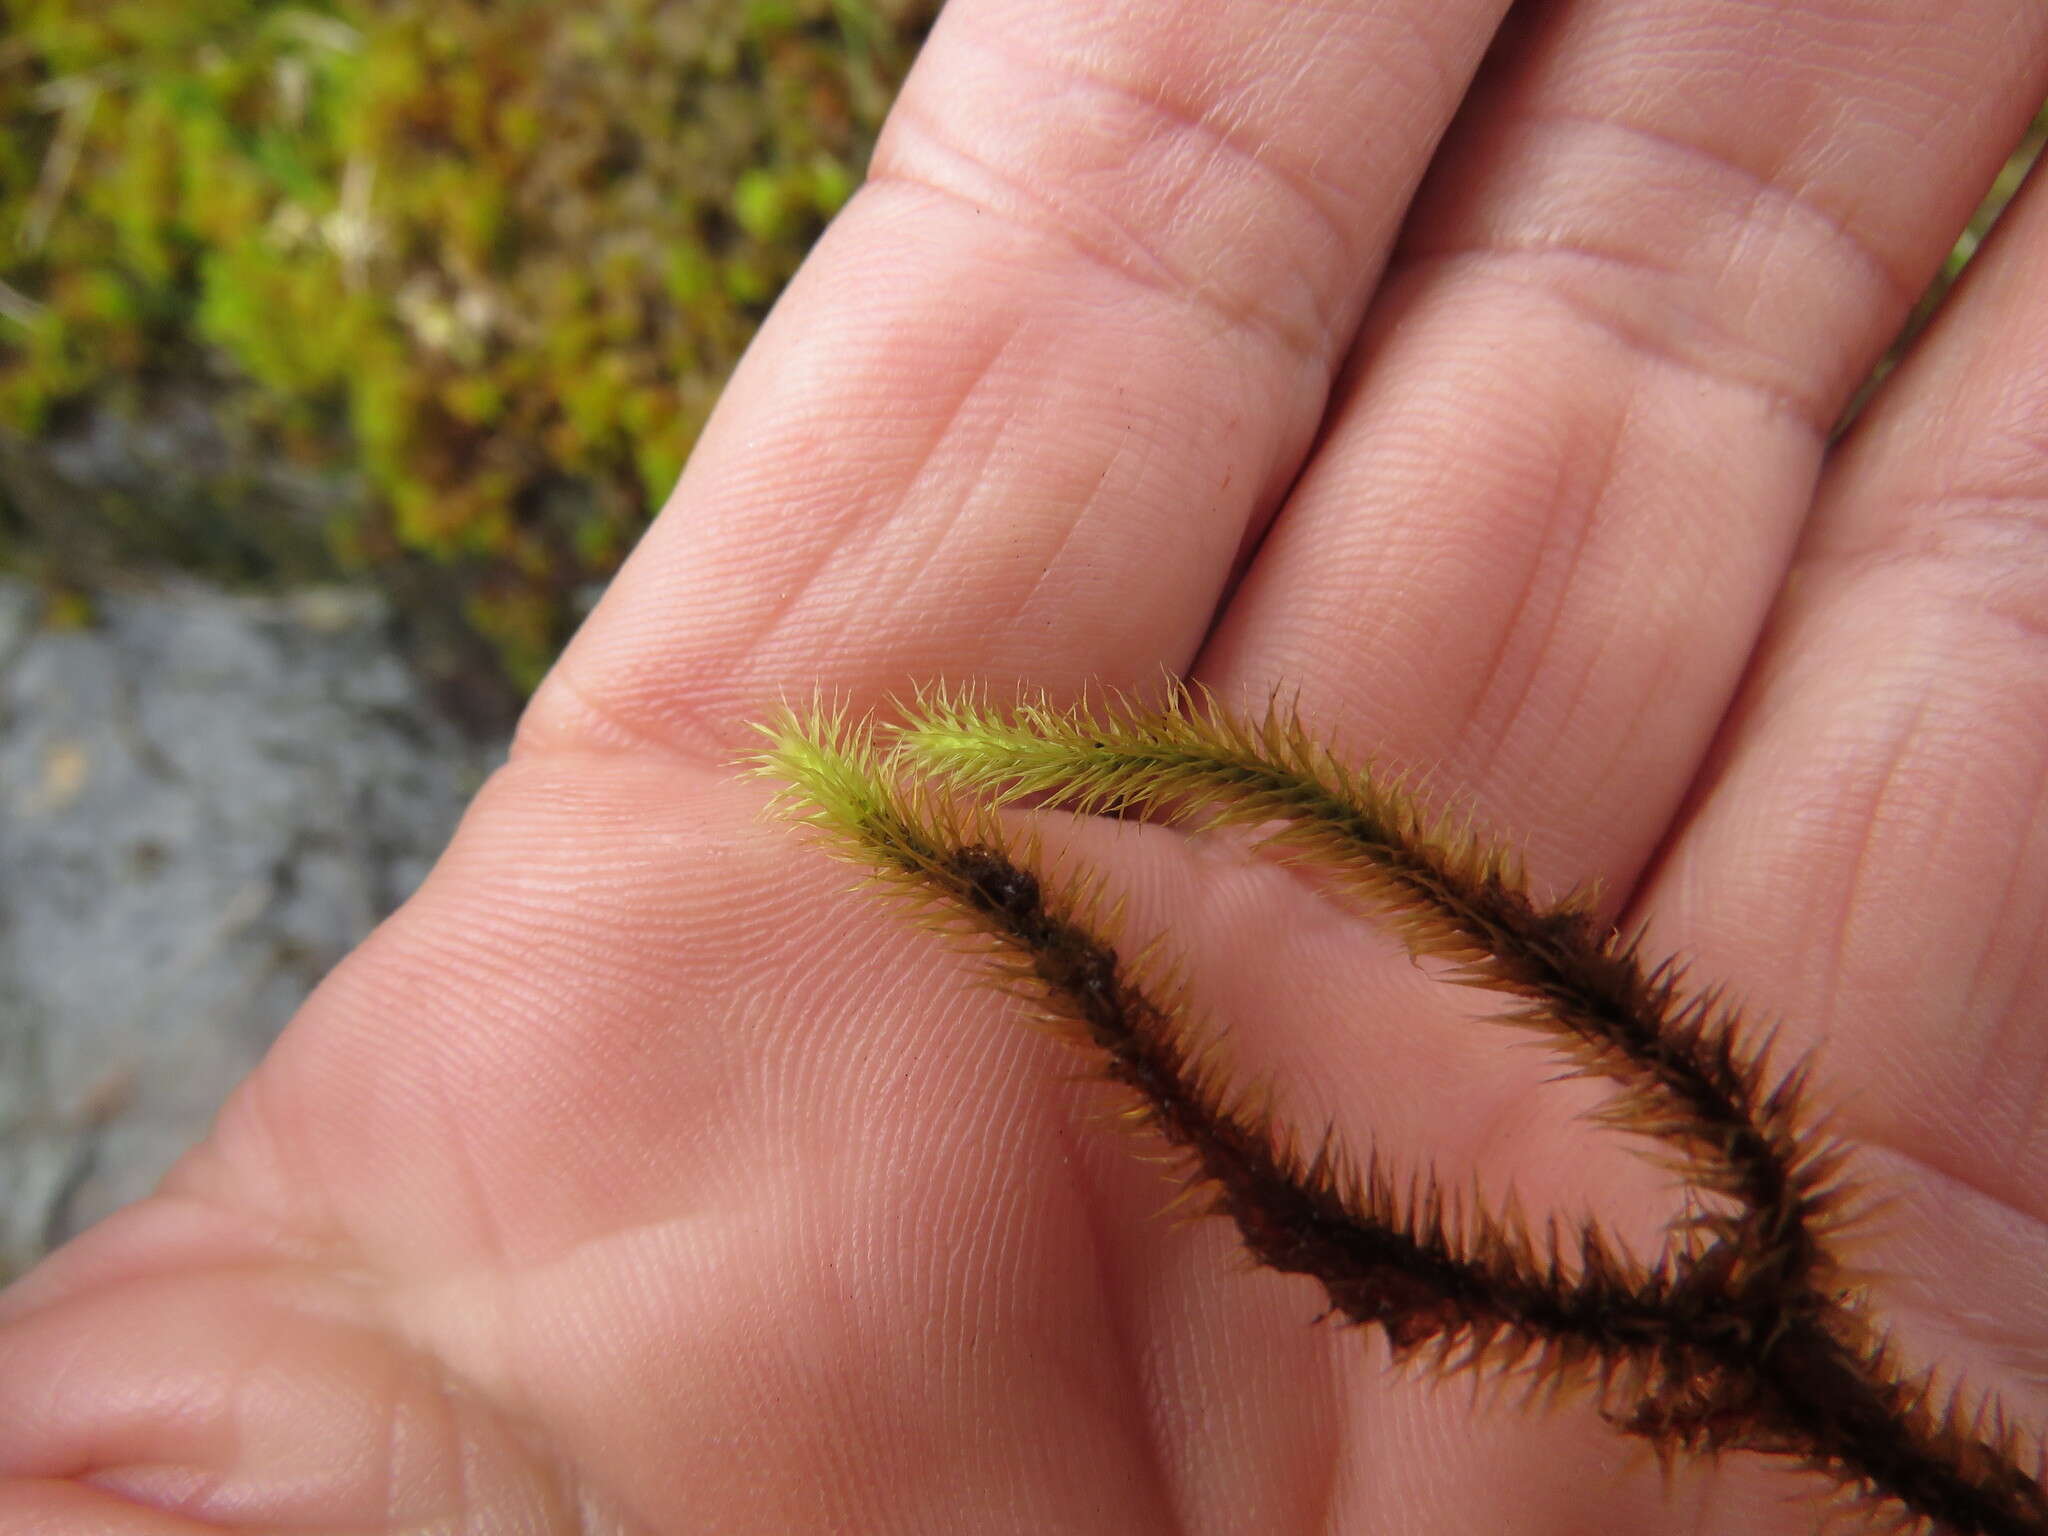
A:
[755,687,2047,1536]
[0,0,939,685]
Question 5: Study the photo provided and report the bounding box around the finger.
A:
[0,1481,229,1535]
[521,0,1516,764]
[0,1263,578,1531]
[1201,0,2048,895]
[2,760,1221,1529]
[1634,146,2048,1413]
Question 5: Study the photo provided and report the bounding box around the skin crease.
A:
[7,0,2048,1529]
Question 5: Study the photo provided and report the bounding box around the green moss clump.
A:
[0,0,939,688]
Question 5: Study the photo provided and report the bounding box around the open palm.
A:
[8,2,2048,1530]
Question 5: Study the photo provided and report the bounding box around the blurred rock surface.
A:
[0,576,503,1278]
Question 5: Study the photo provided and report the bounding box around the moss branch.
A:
[755,695,2047,1536]
[896,685,1844,1305]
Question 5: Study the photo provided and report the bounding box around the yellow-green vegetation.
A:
[0,0,938,685]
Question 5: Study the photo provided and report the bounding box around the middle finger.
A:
[1200,0,2048,895]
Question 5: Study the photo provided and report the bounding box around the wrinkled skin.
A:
[8,2,2048,1531]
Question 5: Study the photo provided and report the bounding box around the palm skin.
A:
[8,0,2048,1530]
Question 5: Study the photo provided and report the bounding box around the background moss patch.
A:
[0,0,939,691]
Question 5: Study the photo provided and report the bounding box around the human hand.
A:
[6,2,2047,1530]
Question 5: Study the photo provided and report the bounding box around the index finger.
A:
[520,0,1514,765]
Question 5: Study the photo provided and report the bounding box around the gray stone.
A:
[0,577,504,1277]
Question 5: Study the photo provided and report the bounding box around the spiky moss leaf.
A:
[750,703,908,849]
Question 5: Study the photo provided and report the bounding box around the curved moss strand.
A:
[897,690,1836,1302]
[764,700,2045,1536]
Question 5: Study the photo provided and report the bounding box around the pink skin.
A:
[6,1,2048,1529]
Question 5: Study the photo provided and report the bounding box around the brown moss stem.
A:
[756,699,2047,1536]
